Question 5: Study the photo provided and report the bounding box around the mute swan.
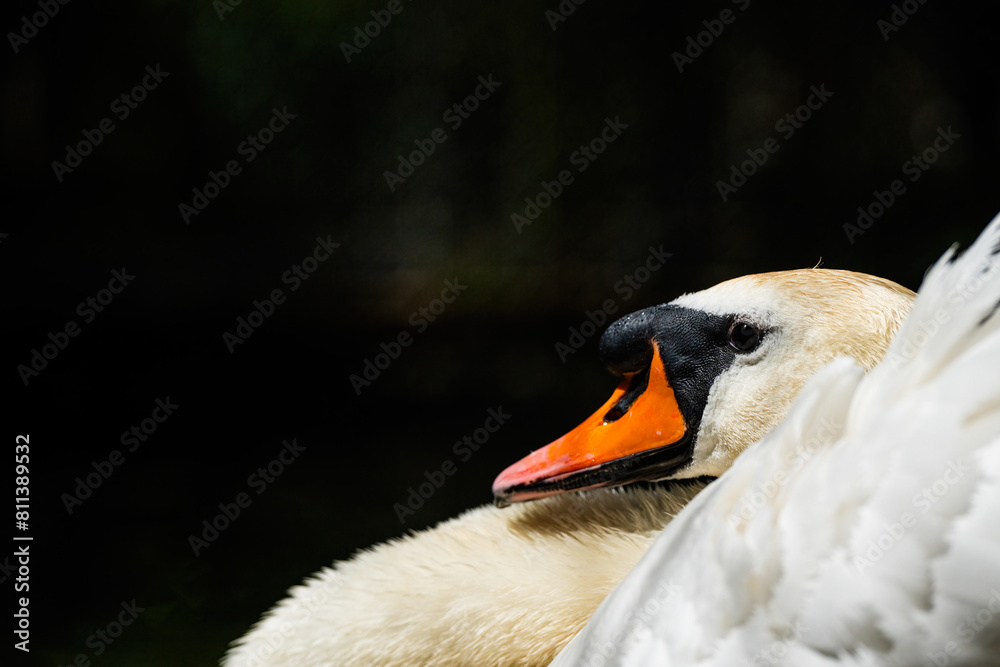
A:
[551,213,1000,666]
[223,269,914,667]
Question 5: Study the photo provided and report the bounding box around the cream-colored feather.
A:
[222,481,707,667]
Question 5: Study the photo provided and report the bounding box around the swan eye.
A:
[728,322,761,352]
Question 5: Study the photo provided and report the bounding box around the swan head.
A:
[493,268,915,505]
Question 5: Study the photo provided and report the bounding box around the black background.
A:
[3,0,999,664]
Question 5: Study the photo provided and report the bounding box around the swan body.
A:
[222,481,707,667]
[224,268,916,667]
[551,214,1000,666]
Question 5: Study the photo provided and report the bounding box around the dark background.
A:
[3,0,998,664]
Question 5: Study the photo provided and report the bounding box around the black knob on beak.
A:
[600,306,673,376]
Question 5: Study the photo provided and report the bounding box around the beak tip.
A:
[491,467,512,495]
[491,466,519,503]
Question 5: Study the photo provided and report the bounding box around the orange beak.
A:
[492,343,689,505]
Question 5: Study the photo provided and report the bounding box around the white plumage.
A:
[551,214,1000,666]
